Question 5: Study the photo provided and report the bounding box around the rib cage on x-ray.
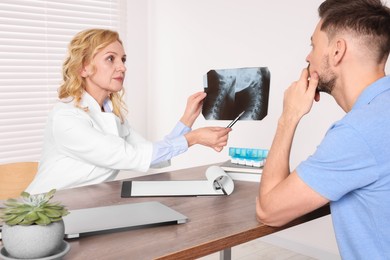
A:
[202,67,270,121]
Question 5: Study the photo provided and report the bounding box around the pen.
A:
[226,110,245,128]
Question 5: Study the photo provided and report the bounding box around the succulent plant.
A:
[0,189,69,226]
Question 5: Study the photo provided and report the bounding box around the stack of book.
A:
[219,147,268,182]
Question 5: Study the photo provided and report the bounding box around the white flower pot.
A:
[2,220,65,259]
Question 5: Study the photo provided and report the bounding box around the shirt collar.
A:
[102,98,113,112]
[352,76,390,110]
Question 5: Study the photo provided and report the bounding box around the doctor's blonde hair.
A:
[59,29,127,123]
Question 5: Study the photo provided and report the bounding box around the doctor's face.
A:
[83,40,127,96]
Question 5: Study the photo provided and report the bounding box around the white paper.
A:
[129,166,234,197]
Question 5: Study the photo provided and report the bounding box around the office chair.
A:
[0,162,38,200]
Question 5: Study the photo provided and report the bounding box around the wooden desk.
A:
[50,165,329,259]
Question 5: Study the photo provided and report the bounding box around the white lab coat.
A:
[26,93,153,194]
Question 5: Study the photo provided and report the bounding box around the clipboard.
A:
[121,166,234,197]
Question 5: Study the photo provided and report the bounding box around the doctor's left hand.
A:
[184,127,231,152]
[180,91,207,128]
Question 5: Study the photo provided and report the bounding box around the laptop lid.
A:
[63,201,187,239]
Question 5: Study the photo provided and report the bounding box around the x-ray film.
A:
[202,67,270,120]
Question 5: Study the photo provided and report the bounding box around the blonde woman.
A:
[27,29,231,194]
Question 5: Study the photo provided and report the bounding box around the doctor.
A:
[26,29,231,194]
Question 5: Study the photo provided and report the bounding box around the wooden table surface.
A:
[15,164,330,260]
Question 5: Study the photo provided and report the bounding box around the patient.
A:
[256,0,390,259]
[26,29,231,194]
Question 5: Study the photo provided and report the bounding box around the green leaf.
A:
[24,211,39,222]
[4,199,22,207]
[5,207,32,214]
[44,189,56,202]
[46,201,61,206]
[61,209,70,217]
[21,191,31,199]
[3,214,17,222]
[45,205,63,210]
[43,208,61,218]
[36,211,51,225]
[19,219,34,225]
[6,214,26,226]
[50,217,63,222]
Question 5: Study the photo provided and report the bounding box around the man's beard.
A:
[317,55,336,95]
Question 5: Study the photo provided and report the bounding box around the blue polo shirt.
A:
[297,76,390,259]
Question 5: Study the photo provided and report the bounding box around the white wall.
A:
[127,0,389,171]
[125,0,149,135]
[124,0,390,258]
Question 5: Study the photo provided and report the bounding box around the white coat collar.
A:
[80,92,109,113]
[79,92,127,137]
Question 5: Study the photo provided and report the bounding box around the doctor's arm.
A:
[256,69,328,227]
[180,91,231,152]
[150,91,231,165]
[151,123,231,166]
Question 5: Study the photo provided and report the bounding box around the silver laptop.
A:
[63,201,188,239]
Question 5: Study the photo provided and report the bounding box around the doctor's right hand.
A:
[184,127,231,152]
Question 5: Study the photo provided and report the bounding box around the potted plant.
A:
[0,189,70,259]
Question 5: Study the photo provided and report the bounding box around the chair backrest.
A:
[0,162,38,200]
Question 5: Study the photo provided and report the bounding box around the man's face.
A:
[307,21,337,95]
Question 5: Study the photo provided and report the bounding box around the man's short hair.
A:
[319,0,390,62]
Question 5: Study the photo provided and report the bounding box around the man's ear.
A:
[332,38,346,66]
